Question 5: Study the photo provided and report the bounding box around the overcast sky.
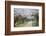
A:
[14,8,39,16]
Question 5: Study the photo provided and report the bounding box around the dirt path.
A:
[15,21,32,27]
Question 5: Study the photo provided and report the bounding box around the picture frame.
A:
[5,1,45,35]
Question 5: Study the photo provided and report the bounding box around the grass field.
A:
[14,17,39,27]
